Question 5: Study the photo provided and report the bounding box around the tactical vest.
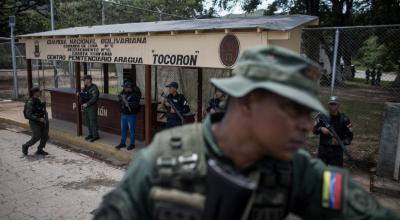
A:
[32,100,45,117]
[149,124,293,220]
[24,98,45,119]
[80,84,96,104]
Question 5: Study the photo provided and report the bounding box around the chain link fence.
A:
[301,25,400,170]
[0,40,26,99]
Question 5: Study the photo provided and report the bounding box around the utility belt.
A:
[33,113,45,118]
[321,144,342,149]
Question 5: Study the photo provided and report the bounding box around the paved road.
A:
[354,70,397,81]
[0,125,124,220]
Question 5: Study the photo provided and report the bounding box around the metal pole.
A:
[145,65,152,144]
[330,28,340,96]
[102,0,105,25]
[50,0,55,30]
[394,124,400,180]
[75,62,82,136]
[50,0,58,88]
[10,25,18,99]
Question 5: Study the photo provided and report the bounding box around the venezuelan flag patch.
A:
[322,170,343,210]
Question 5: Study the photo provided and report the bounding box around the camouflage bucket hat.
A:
[210,46,326,114]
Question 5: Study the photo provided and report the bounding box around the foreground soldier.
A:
[93,47,399,220]
[22,87,49,156]
[80,75,100,142]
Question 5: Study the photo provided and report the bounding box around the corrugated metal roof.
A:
[18,14,317,38]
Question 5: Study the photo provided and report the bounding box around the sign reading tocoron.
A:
[22,32,268,68]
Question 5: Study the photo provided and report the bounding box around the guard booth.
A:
[18,15,318,144]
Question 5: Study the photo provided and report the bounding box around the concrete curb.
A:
[0,116,132,164]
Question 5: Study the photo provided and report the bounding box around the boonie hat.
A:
[210,46,326,113]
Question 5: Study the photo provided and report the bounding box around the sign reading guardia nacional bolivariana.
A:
[23,32,268,69]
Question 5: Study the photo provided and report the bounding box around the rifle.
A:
[161,92,184,124]
[314,113,354,161]
[120,94,132,112]
[43,102,48,121]
[204,159,257,220]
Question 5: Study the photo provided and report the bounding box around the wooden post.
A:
[83,63,88,76]
[131,64,136,83]
[27,59,33,97]
[145,65,152,144]
[103,63,109,94]
[197,68,203,122]
[75,62,82,136]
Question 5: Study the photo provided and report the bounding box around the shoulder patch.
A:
[322,169,344,210]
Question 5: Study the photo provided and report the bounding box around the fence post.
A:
[9,17,18,99]
[330,28,340,96]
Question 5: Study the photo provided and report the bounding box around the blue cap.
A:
[166,81,178,89]
[123,80,134,88]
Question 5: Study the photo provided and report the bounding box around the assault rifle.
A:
[204,159,257,220]
[161,92,184,124]
[43,101,48,122]
[314,113,354,161]
[120,94,132,112]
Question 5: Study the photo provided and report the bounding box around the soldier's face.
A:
[124,87,132,93]
[168,87,177,94]
[33,91,41,98]
[84,79,91,86]
[215,91,224,99]
[328,103,339,114]
[246,91,314,161]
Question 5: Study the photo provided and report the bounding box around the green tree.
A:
[212,0,353,26]
[357,36,389,69]
[0,0,50,37]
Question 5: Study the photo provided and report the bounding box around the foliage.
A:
[356,36,391,71]
[0,0,214,37]
[212,0,400,26]
[0,0,50,37]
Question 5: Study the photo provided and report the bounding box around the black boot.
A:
[36,149,49,156]
[22,144,28,156]
[85,135,93,140]
[127,144,135,150]
[115,144,126,150]
[90,137,100,142]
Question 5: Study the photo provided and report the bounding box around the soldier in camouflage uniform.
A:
[22,87,49,156]
[80,75,100,142]
[93,47,400,220]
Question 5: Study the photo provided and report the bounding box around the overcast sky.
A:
[203,0,273,16]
